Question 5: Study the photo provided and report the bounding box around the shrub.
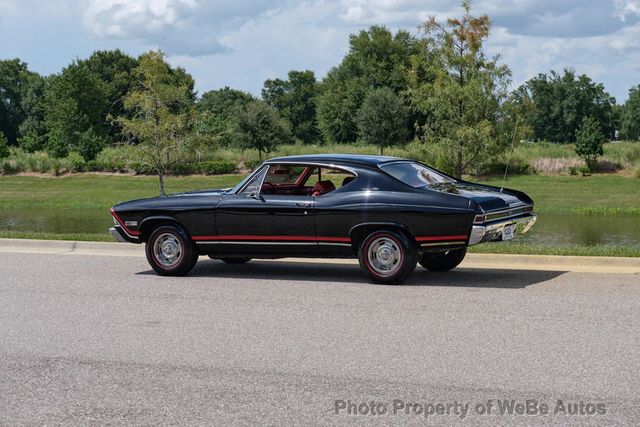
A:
[575,116,605,171]
[75,128,106,161]
[568,166,579,176]
[63,152,86,173]
[130,162,155,175]
[171,163,198,176]
[635,168,640,179]
[198,160,237,175]
[84,160,100,172]
[579,166,591,176]
[483,156,531,176]
[1,159,20,174]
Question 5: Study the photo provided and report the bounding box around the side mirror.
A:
[249,191,263,201]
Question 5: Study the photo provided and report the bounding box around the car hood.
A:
[113,188,230,211]
[429,182,527,212]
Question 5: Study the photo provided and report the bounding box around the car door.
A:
[214,164,318,254]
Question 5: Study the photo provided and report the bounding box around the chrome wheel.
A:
[367,236,403,277]
[153,232,183,268]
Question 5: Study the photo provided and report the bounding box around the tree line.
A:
[1,2,639,186]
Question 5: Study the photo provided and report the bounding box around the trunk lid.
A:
[429,182,525,212]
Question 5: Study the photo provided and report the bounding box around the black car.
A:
[110,154,537,284]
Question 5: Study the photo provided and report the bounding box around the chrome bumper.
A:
[469,214,537,246]
[109,226,127,243]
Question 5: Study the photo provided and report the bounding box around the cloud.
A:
[82,0,284,56]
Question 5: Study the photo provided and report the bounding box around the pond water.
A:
[0,208,638,248]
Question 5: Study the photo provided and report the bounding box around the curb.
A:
[0,238,638,274]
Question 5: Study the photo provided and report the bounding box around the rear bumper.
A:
[468,214,537,246]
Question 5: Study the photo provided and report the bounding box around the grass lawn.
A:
[477,175,640,216]
[1,173,638,257]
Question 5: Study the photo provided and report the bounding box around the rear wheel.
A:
[419,247,467,272]
[145,225,199,276]
[357,230,418,285]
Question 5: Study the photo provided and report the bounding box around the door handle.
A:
[296,202,313,207]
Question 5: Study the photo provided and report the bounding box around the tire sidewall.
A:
[419,247,467,272]
[145,225,197,276]
[358,230,417,285]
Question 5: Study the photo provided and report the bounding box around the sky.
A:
[1,0,639,102]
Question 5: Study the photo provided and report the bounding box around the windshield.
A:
[379,162,454,188]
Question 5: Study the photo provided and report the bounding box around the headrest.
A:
[313,180,335,196]
[342,176,355,186]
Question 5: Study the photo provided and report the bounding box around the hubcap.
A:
[153,233,183,268]
[367,236,402,277]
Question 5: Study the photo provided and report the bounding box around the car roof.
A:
[265,154,404,167]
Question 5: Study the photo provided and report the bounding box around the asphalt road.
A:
[1,252,639,426]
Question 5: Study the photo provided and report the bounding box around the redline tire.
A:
[419,247,467,272]
[145,225,199,276]
[357,230,418,284]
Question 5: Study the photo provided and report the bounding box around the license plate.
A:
[502,224,516,241]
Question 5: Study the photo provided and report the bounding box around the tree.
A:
[575,116,605,171]
[80,50,139,143]
[0,132,9,158]
[412,1,529,178]
[515,69,616,143]
[196,87,255,147]
[237,101,290,161]
[620,85,640,141]
[17,72,48,152]
[317,26,421,144]
[357,87,409,154]
[43,62,109,159]
[0,59,41,146]
[263,70,321,145]
[116,51,194,196]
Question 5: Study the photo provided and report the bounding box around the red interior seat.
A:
[312,180,335,196]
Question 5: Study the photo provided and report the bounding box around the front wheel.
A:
[145,225,199,276]
[419,247,467,272]
[358,230,418,285]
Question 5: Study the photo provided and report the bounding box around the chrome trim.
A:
[480,205,534,222]
[469,214,537,246]
[236,161,359,196]
[236,165,269,195]
[109,227,127,243]
[196,241,319,245]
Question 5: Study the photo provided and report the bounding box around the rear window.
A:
[379,162,454,188]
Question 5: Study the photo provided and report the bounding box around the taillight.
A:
[474,214,486,224]
[523,206,533,213]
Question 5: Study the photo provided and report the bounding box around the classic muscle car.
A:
[110,154,537,284]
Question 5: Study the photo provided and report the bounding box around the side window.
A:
[240,167,268,195]
[259,164,313,196]
[302,167,356,196]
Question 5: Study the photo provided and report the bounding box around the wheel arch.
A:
[139,216,188,242]
[349,222,415,254]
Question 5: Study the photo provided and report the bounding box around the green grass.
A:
[476,175,640,216]
[0,174,243,210]
[0,230,113,242]
[468,243,640,258]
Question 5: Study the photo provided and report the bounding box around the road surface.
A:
[1,250,639,425]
